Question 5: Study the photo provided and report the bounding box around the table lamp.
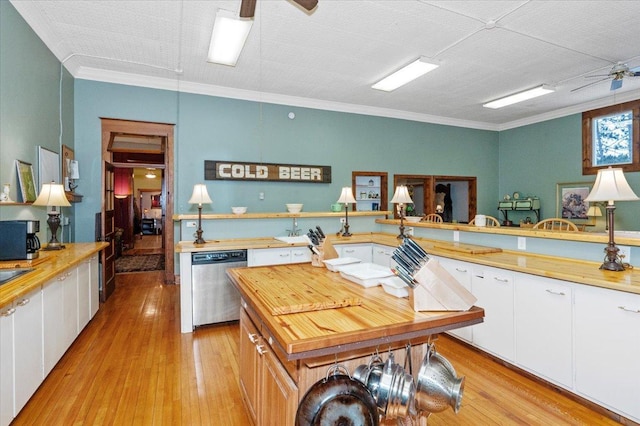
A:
[32,182,71,250]
[188,184,212,244]
[585,167,639,271]
[337,187,357,237]
[391,185,414,239]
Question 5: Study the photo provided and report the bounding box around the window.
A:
[582,99,640,175]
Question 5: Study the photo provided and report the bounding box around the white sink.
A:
[274,235,312,244]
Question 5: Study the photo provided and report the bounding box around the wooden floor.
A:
[14,272,624,425]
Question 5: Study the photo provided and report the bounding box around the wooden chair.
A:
[532,218,580,232]
[468,215,501,227]
[422,213,443,223]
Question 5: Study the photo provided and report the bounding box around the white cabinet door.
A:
[89,255,100,318]
[42,277,65,376]
[0,304,15,426]
[471,266,515,361]
[335,244,372,263]
[574,285,640,421]
[61,269,79,347]
[437,257,474,342]
[290,247,312,264]
[249,248,293,267]
[13,287,43,415]
[515,274,573,387]
[372,244,396,268]
[77,260,91,331]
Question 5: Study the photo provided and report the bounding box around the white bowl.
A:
[286,203,303,213]
[232,206,247,215]
[405,216,421,223]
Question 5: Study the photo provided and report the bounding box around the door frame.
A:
[101,118,175,286]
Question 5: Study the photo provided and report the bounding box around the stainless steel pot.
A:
[414,344,465,415]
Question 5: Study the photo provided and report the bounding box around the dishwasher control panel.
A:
[192,250,247,264]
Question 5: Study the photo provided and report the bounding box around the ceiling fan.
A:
[240,0,318,17]
[572,62,640,92]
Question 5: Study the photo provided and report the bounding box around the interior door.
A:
[101,161,116,301]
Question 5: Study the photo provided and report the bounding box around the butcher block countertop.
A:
[228,263,484,360]
[0,242,108,308]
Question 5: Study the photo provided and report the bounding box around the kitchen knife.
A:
[405,238,429,259]
[315,226,325,239]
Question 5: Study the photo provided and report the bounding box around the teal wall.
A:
[0,1,75,242]
[73,82,498,242]
[499,115,640,231]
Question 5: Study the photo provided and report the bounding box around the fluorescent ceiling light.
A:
[207,9,253,66]
[483,85,555,109]
[372,57,439,92]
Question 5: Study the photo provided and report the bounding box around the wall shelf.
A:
[173,211,391,221]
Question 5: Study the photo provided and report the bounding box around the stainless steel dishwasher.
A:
[191,250,247,326]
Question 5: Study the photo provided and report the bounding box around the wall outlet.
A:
[259,192,265,200]
[340,218,346,224]
[406,227,414,236]
[517,237,526,250]
[186,221,197,228]
[453,230,460,242]
[618,245,631,264]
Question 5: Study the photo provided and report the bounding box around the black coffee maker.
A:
[0,220,40,260]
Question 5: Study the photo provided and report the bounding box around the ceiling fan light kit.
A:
[483,84,555,109]
[207,9,253,66]
[372,57,439,92]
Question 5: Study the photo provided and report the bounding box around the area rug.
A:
[116,254,164,273]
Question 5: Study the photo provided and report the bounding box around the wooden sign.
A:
[205,160,331,183]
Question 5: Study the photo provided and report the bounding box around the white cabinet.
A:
[0,303,15,426]
[42,277,66,376]
[372,243,397,268]
[89,255,100,318]
[13,287,43,416]
[248,247,312,267]
[471,265,515,361]
[574,285,640,421]
[77,258,93,330]
[515,275,573,387]
[436,256,473,343]
[335,243,372,263]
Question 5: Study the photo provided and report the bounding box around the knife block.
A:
[311,245,324,267]
[409,258,477,311]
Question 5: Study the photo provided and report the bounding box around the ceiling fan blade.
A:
[292,0,319,11]
[570,77,610,93]
[240,0,257,18]
[611,78,623,91]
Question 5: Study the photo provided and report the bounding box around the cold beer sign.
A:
[205,160,331,183]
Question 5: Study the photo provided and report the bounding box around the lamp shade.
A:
[188,184,212,206]
[586,205,603,217]
[337,187,357,204]
[32,183,71,208]
[585,167,639,203]
[390,185,413,204]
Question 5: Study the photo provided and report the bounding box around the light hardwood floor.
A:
[13,272,625,425]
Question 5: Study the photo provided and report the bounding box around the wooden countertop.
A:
[178,232,640,295]
[228,263,484,360]
[0,242,108,308]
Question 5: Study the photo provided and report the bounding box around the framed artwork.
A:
[556,182,595,225]
[16,160,37,202]
[38,146,60,187]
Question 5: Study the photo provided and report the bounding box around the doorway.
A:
[101,118,175,302]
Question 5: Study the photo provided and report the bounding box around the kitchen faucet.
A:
[287,218,300,237]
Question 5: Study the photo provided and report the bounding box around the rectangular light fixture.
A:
[372,57,439,92]
[483,85,555,109]
[207,9,253,66]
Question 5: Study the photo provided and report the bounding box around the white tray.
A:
[380,277,409,298]
[323,257,362,272]
[339,263,395,287]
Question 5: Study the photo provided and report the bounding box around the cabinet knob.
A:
[618,306,640,313]
[248,333,259,344]
[256,344,268,355]
[545,289,566,296]
[17,298,30,307]
[1,308,16,317]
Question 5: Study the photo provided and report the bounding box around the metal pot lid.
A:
[296,373,379,426]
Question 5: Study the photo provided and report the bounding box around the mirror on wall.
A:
[393,174,477,223]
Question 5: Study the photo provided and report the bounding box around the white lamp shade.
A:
[32,183,71,208]
[337,187,357,204]
[390,185,413,204]
[585,167,639,203]
[586,205,603,217]
[188,184,212,206]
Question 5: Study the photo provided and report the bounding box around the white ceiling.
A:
[11,0,640,130]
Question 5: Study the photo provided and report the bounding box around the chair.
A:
[422,213,443,223]
[532,218,579,232]
[468,215,501,227]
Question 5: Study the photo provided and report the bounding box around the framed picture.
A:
[38,146,60,187]
[556,182,594,225]
[15,160,37,202]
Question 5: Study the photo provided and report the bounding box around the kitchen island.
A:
[228,263,484,425]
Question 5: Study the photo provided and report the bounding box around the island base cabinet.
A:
[239,308,261,424]
[574,285,640,422]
